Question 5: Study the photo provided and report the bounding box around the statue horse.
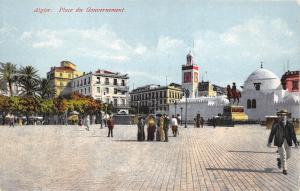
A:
[227,84,241,105]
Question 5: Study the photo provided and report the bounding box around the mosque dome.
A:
[243,68,282,91]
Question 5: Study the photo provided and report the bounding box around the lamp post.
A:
[184,89,189,128]
[180,107,183,125]
[137,100,140,116]
[174,100,177,116]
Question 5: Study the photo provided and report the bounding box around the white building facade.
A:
[240,68,300,121]
[71,70,130,112]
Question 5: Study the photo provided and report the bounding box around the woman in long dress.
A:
[146,115,156,141]
[137,117,145,141]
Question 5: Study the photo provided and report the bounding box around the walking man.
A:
[171,115,178,137]
[267,109,299,175]
[107,115,114,137]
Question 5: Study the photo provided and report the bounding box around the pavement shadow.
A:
[206,167,280,174]
[228,150,275,154]
[113,140,138,142]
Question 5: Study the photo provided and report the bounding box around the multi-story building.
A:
[47,61,83,97]
[130,83,183,114]
[281,70,300,92]
[71,69,130,114]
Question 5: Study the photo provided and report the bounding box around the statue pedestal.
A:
[223,105,248,122]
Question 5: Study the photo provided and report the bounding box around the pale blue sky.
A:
[0,0,299,89]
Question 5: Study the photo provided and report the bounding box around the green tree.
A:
[19,96,40,124]
[18,65,40,97]
[0,62,17,96]
[54,97,68,124]
[39,98,55,124]
[0,95,10,124]
[38,78,56,98]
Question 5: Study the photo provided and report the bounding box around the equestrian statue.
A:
[227,82,241,105]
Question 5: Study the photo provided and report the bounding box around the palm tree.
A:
[18,65,40,97]
[38,78,56,98]
[0,62,17,96]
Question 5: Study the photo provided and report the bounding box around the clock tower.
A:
[182,51,199,98]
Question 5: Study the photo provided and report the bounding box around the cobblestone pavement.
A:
[0,124,299,191]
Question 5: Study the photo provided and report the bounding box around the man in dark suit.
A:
[268,109,299,175]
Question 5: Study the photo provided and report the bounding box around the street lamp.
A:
[180,107,183,125]
[184,89,190,128]
[137,100,140,116]
[174,100,177,116]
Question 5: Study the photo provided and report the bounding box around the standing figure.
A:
[9,117,15,128]
[85,115,90,131]
[171,115,178,137]
[212,117,217,128]
[196,114,200,128]
[107,115,114,137]
[159,115,165,142]
[177,114,181,126]
[104,113,109,127]
[267,110,299,175]
[146,115,156,141]
[200,117,204,128]
[99,111,103,129]
[163,114,170,142]
[137,117,145,141]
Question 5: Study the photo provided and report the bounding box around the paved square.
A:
[0,124,299,191]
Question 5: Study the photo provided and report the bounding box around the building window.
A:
[105,78,109,85]
[97,87,100,93]
[84,79,86,85]
[251,99,256,108]
[80,89,82,93]
[254,83,261,91]
[122,80,125,86]
[97,77,100,84]
[292,80,298,91]
[105,88,109,94]
[114,88,117,94]
[121,99,125,106]
[88,77,91,84]
[114,79,117,85]
[68,74,71,78]
[84,88,86,94]
[113,98,118,106]
[80,79,83,86]
[88,87,90,93]
[60,73,63,77]
[247,99,251,109]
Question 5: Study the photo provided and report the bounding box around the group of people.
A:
[137,114,180,142]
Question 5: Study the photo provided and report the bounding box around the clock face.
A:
[194,72,198,82]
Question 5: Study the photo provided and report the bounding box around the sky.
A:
[0,0,299,90]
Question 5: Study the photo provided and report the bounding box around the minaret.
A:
[182,51,199,98]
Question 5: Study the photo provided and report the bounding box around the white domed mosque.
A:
[240,65,300,121]
[169,52,300,122]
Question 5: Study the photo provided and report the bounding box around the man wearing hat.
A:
[267,109,299,175]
